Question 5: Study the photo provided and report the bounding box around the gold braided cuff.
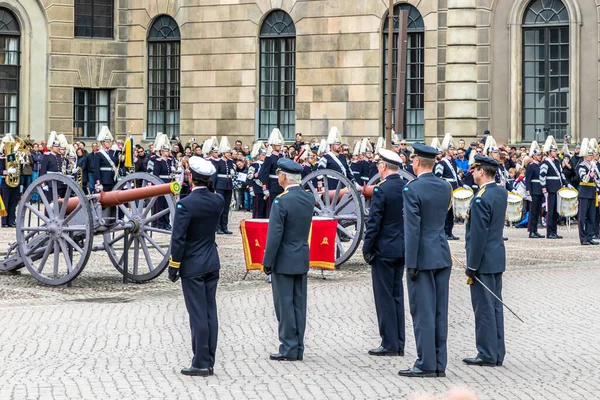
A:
[169,256,181,269]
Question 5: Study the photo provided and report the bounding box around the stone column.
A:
[444,0,478,138]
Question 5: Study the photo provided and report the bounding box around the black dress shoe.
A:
[8,224,16,228]
[209,367,214,376]
[223,230,233,235]
[555,234,563,239]
[546,234,561,239]
[582,241,592,245]
[181,367,210,376]
[590,240,599,245]
[446,235,459,241]
[163,224,172,231]
[297,354,303,361]
[496,362,503,367]
[368,346,399,356]
[436,370,446,377]
[529,233,542,239]
[503,237,508,241]
[462,357,496,367]
[216,229,225,235]
[269,353,298,361]
[398,367,437,378]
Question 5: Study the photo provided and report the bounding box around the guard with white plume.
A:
[258,128,286,216]
[214,136,235,235]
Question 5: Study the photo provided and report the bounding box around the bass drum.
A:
[557,187,578,217]
[453,187,473,219]
[506,192,523,222]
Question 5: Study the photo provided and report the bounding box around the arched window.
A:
[0,8,20,135]
[147,15,180,139]
[383,4,424,140]
[259,10,296,140]
[522,0,569,142]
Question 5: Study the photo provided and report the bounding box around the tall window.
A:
[522,0,569,141]
[383,4,424,140]
[74,0,114,38]
[73,89,110,138]
[0,8,19,135]
[147,15,180,139]
[259,11,296,140]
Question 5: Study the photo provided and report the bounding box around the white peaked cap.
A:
[441,133,454,151]
[326,126,342,145]
[379,148,403,166]
[430,138,441,151]
[529,140,541,157]
[97,126,114,142]
[268,128,284,146]
[374,137,384,155]
[317,139,328,155]
[48,131,59,147]
[543,135,558,153]
[219,136,232,153]
[352,140,362,156]
[189,156,216,177]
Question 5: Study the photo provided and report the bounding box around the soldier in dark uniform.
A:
[214,141,235,234]
[152,139,175,230]
[540,140,572,239]
[263,158,314,361]
[300,151,317,179]
[0,134,20,227]
[317,127,357,190]
[168,156,224,377]
[94,127,120,192]
[258,128,285,217]
[526,147,544,238]
[362,149,406,357]
[435,145,462,240]
[577,141,599,245]
[463,155,508,368]
[40,133,65,202]
[398,143,452,378]
[248,146,267,219]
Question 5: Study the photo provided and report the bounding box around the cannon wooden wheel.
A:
[17,174,94,286]
[301,169,364,267]
[103,173,174,282]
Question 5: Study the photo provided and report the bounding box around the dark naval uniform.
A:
[362,173,406,355]
[248,161,267,219]
[263,174,314,361]
[577,161,599,245]
[540,157,568,238]
[152,156,175,229]
[351,159,370,186]
[258,151,283,216]
[435,157,462,239]
[40,151,66,199]
[169,186,225,373]
[465,181,508,366]
[401,163,452,377]
[0,156,19,226]
[94,148,120,192]
[525,160,543,236]
[214,158,235,233]
[463,171,479,193]
[317,151,356,189]
[368,160,378,180]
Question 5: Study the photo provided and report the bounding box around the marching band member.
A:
[317,127,358,190]
[540,136,572,239]
[0,133,20,227]
[435,134,462,241]
[258,128,285,217]
[152,134,175,230]
[214,137,235,235]
[576,138,599,245]
[94,126,120,192]
[526,141,544,239]
[248,142,267,219]
[40,132,65,201]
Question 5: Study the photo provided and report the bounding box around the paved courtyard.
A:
[0,211,599,399]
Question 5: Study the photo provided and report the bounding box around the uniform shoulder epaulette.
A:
[276,190,289,199]
[406,178,417,185]
[476,185,487,198]
[376,179,387,187]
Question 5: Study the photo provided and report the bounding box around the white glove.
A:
[111,144,119,151]
[7,168,16,175]
[263,189,270,200]
[354,182,362,191]
[176,167,183,173]
[42,184,49,192]
[95,183,104,192]
[249,187,255,197]
[568,184,574,190]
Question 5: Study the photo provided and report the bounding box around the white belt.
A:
[159,175,170,179]
[269,174,278,179]
[47,171,60,174]
[217,174,231,178]
[100,167,113,171]
[445,178,456,182]
[531,179,540,183]
[546,176,560,180]
[352,171,360,175]
[361,176,369,180]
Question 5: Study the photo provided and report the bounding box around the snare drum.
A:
[453,187,474,219]
[506,192,523,222]
[557,187,579,217]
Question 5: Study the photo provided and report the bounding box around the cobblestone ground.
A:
[0,211,599,399]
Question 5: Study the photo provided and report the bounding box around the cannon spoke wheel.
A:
[18,174,93,286]
[103,173,174,282]
[301,169,364,268]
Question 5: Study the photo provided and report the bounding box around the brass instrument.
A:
[2,135,27,188]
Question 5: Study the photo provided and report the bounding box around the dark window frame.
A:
[522,0,569,142]
[73,88,111,139]
[74,0,114,39]
[382,4,425,141]
[0,7,20,136]
[147,15,181,139]
[258,10,296,140]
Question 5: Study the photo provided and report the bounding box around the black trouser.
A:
[595,203,600,237]
[578,198,596,243]
[1,186,19,226]
[444,207,454,236]
[546,192,558,236]
[266,190,283,218]
[253,193,268,219]
[155,195,170,228]
[470,272,505,364]
[528,194,543,233]
[371,257,405,352]
[271,272,307,359]
[216,189,232,231]
[181,270,220,369]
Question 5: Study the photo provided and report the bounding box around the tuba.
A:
[3,135,26,188]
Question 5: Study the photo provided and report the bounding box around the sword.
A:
[452,254,525,323]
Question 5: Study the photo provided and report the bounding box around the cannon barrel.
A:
[326,185,374,203]
[63,181,181,214]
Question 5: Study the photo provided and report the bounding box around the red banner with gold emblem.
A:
[239,218,338,272]
[308,217,337,270]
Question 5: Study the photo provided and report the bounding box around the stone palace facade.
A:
[2,0,599,145]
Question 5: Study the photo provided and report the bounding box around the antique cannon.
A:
[0,172,179,286]
[300,168,415,268]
